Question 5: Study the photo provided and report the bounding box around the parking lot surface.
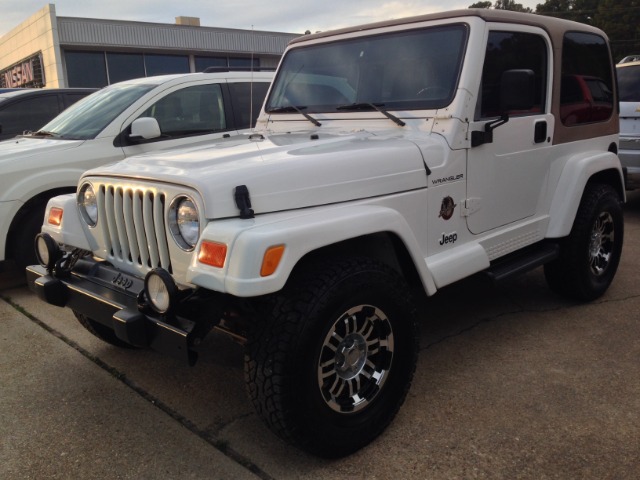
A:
[1,193,640,479]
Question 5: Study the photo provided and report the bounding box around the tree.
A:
[535,0,599,24]
[469,1,493,7]
[468,0,533,12]
[593,0,640,60]
[534,0,640,60]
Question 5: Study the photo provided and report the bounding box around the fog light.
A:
[144,269,177,315]
[34,233,62,272]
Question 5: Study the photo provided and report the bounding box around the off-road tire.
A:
[74,311,135,349]
[244,257,419,458]
[544,183,623,301]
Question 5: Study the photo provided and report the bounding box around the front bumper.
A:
[26,260,199,364]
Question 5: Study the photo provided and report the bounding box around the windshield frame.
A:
[266,24,469,114]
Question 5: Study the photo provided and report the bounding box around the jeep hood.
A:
[0,136,83,167]
[84,131,432,218]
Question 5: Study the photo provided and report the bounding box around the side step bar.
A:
[485,242,560,282]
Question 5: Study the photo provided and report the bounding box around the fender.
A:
[3,167,87,206]
[546,150,624,238]
[186,204,437,297]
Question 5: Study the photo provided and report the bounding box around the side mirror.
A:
[472,69,536,147]
[129,117,161,142]
[500,69,535,111]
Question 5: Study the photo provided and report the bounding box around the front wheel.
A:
[245,258,419,457]
[544,183,623,301]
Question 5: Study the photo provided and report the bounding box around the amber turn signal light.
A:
[260,245,285,277]
[198,241,227,268]
[48,207,63,226]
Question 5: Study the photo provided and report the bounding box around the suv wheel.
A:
[544,183,623,301]
[244,257,419,457]
[11,202,47,270]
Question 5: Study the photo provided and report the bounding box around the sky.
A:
[0,0,542,38]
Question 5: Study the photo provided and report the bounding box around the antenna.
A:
[250,25,254,131]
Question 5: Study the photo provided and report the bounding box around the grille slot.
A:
[98,185,172,273]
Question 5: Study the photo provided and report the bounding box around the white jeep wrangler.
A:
[28,10,624,457]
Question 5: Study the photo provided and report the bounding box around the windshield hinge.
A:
[234,185,255,219]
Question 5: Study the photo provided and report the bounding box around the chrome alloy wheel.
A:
[589,211,615,276]
[317,304,394,413]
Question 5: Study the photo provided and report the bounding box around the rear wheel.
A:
[73,311,135,349]
[245,257,419,457]
[544,183,623,301]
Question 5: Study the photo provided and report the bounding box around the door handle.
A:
[534,120,548,143]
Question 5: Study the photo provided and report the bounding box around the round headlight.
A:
[169,196,200,250]
[78,183,98,227]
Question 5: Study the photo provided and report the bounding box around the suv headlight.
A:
[169,195,200,250]
[78,183,98,227]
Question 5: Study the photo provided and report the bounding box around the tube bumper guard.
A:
[26,261,198,365]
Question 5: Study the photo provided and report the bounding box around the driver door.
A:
[466,27,554,235]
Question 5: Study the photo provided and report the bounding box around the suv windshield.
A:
[266,25,468,114]
[35,83,155,140]
[618,64,640,102]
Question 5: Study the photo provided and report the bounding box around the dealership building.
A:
[0,4,300,89]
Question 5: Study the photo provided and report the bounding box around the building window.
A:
[107,52,145,83]
[194,56,228,72]
[144,54,189,76]
[66,51,107,88]
[195,56,260,72]
[229,57,259,69]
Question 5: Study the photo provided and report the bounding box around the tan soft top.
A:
[290,9,617,145]
[290,9,608,45]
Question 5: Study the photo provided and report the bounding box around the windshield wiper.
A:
[268,105,321,127]
[29,130,61,138]
[336,102,405,127]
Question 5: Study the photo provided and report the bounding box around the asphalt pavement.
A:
[1,192,639,479]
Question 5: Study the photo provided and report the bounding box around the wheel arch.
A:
[290,231,426,294]
[5,186,76,259]
[546,149,624,238]
[212,204,437,297]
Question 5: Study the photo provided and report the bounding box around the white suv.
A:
[616,61,640,189]
[29,10,623,457]
[0,71,273,268]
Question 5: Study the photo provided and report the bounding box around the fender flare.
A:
[546,150,624,238]
[187,204,437,297]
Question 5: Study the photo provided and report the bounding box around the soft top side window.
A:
[477,31,548,120]
[560,32,614,126]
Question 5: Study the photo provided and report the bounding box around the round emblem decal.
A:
[438,196,457,220]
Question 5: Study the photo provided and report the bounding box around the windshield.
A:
[266,25,468,114]
[36,83,155,139]
[618,65,640,102]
